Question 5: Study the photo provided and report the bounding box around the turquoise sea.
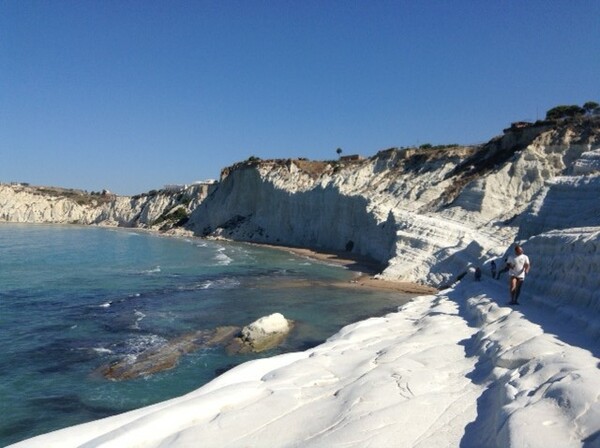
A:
[0,224,414,446]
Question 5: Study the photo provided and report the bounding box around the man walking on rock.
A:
[507,245,530,305]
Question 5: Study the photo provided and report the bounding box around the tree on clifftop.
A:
[545,104,585,120]
[336,147,343,157]
[583,101,599,114]
[544,101,599,120]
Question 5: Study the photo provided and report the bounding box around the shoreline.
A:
[111,226,439,295]
[0,222,436,296]
[1,222,437,295]
[245,241,438,295]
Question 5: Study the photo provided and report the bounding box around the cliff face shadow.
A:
[445,279,600,447]
[188,168,397,266]
[460,379,504,448]
[440,285,505,448]
[437,250,600,359]
[517,176,600,241]
[583,429,600,447]
[506,292,600,359]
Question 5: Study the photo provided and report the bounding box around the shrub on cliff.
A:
[545,101,600,120]
[153,207,189,227]
[583,101,599,115]
[546,104,585,120]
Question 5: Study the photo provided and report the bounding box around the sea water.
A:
[0,224,414,446]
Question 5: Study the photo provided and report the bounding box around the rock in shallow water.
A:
[227,313,294,354]
[100,326,240,380]
[99,314,294,380]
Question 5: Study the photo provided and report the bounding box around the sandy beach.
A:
[248,242,438,295]
[131,228,437,295]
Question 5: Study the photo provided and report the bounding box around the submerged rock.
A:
[100,326,239,381]
[99,314,294,381]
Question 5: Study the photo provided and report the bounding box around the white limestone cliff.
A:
[2,118,599,290]
[0,183,214,230]
[188,118,600,288]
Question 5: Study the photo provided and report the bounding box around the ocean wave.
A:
[130,309,146,330]
[92,347,113,355]
[142,266,161,274]
[98,301,112,308]
[198,278,240,290]
[214,248,233,266]
[119,334,167,361]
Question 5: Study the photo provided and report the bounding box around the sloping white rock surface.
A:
[13,228,600,447]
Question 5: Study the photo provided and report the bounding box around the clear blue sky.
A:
[2,1,599,195]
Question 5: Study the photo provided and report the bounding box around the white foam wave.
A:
[123,334,167,360]
[142,266,161,274]
[92,347,113,355]
[215,248,233,266]
[99,301,112,308]
[198,278,240,290]
[131,309,146,330]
